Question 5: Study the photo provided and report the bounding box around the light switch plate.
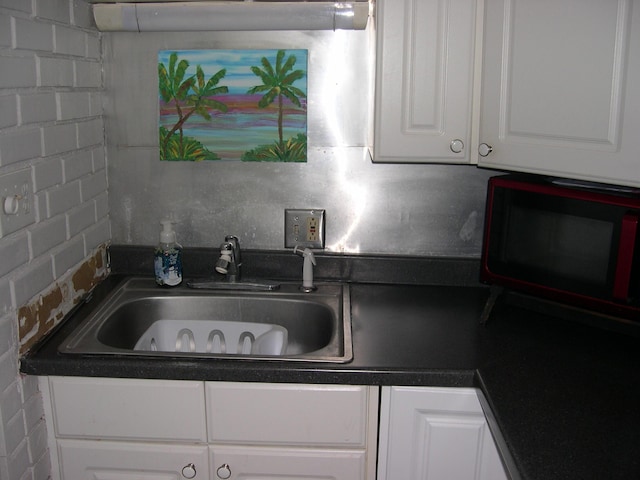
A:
[0,169,35,238]
[284,209,325,249]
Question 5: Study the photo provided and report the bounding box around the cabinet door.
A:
[57,439,209,480]
[210,445,365,480]
[378,387,507,480]
[373,0,479,163]
[478,0,640,188]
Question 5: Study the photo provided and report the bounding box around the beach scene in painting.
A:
[158,49,308,162]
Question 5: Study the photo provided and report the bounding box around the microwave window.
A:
[505,206,614,285]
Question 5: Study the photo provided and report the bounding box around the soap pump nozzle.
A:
[159,219,177,245]
[294,246,317,292]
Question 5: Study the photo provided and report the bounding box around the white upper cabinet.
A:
[373,0,480,163]
[374,0,640,187]
[477,0,640,187]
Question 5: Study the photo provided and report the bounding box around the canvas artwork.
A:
[158,49,308,162]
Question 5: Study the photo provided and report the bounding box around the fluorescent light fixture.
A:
[93,2,371,32]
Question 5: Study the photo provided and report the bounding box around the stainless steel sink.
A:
[59,277,352,363]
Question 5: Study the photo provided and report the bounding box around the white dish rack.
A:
[134,320,288,356]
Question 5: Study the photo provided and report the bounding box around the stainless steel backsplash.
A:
[104,27,495,256]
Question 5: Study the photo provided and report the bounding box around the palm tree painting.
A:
[158,49,308,162]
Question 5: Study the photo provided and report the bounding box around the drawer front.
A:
[58,439,209,480]
[206,382,370,446]
[49,376,207,442]
[210,445,365,480]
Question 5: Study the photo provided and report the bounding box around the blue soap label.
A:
[154,247,182,286]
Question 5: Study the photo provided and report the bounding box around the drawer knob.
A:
[217,464,232,479]
[182,463,197,479]
[478,143,493,157]
[450,139,464,153]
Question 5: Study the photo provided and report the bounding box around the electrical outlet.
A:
[285,209,325,249]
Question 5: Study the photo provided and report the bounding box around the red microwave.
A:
[481,174,640,320]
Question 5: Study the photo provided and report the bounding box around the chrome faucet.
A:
[188,234,279,291]
[215,235,241,282]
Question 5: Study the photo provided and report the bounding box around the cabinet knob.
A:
[450,139,464,153]
[216,464,232,479]
[182,463,197,479]
[478,143,493,157]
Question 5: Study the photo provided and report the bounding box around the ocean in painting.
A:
[158,50,308,162]
[159,94,307,160]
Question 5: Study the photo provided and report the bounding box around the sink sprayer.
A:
[294,246,317,292]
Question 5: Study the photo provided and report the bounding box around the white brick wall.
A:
[0,57,37,88]
[13,17,54,52]
[0,128,41,166]
[0,1,109,479]
[0,95,18,129]
[18,93,57,125]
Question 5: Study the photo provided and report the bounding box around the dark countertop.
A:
[20,248,640,480]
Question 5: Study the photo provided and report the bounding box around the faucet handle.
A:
[215,243,234,275]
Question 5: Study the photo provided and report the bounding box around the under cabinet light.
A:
[93,2,371,32]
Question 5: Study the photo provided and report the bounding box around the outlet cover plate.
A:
[284,209,325,249]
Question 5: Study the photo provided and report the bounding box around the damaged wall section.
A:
[17,245,109,354]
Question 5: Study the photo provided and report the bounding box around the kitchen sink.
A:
[59,277,352,363]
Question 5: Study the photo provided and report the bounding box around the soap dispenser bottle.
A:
[154,220,183,287]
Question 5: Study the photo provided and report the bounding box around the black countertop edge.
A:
[475,375,523,480]
[109,244,484,287]
[19,355,477,387]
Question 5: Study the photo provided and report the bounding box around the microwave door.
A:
[504,204,614,292]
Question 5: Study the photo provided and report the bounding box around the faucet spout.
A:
[294,246,317,292]
[225,235,241,265]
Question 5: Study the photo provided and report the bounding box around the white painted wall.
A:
[0,1,109,478]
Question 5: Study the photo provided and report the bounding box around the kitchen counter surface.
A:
[21,273,640,480]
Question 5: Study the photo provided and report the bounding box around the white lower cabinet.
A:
[41,378,507,480]
[377,386,508,480]
[41,377,378,480]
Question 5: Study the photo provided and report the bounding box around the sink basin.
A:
[59,277,353,363]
